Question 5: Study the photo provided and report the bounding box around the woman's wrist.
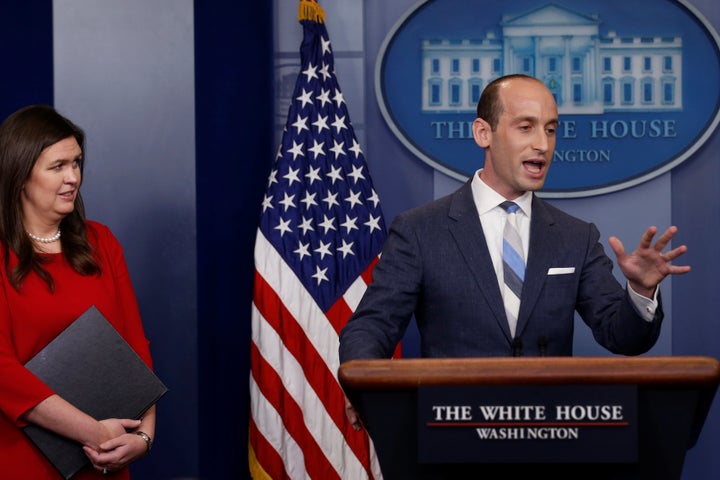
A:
[134,430,153,454]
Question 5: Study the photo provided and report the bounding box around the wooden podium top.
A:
[338,356,720,390]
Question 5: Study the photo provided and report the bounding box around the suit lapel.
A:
[447,181,512,338]
[515,195,560,336]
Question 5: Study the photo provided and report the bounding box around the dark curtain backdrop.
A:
[195,1,274,478]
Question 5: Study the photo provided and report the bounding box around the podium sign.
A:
[339,357,720,480]
[418,384,637,463]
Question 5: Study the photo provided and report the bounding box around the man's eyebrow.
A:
[511,115,539,124]
[510,115,558,125]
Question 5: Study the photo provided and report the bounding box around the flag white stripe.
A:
[343,273,369,312]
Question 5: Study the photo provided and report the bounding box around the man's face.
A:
[475,78,559,199]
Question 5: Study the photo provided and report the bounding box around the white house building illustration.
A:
[421,3,683,114]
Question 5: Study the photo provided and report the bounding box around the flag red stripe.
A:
[326,296,353,335]
[249,416,288,480]
[252,270,374,477]
[361,256,379,285]
[329,260,376,335]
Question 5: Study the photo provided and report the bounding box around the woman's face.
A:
[21,136,82,227]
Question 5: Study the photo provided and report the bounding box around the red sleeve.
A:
[0,257,54,425]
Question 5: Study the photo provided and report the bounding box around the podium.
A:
[338,356,720,480]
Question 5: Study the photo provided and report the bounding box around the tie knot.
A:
[500,201,520,214]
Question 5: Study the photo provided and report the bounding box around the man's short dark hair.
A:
[476,74,545,130]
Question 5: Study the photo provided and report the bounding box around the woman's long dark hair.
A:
[0,104,100,291]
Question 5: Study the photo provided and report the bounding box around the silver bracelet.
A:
[135,430,153,454]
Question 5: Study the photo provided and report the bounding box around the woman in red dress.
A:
[0,105,156,479]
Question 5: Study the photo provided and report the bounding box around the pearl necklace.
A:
[27,229,61,243]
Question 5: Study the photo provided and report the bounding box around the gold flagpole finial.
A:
[298,0,325,23]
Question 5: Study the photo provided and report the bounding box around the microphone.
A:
[537,336,548,357]
[512,338,523,357]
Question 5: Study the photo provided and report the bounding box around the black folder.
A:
[23,305,168,479]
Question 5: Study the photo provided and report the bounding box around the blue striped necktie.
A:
[500,201,524,337]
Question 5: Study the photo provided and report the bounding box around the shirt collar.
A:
[470,169,533,217]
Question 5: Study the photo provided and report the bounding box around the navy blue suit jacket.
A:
[339,180,663,361]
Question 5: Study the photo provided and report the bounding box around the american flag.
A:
[249,2,386,479]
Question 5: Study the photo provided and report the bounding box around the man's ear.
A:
[472,118,491,148]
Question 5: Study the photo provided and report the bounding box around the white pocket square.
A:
[547,267,575,275]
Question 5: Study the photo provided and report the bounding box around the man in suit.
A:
[339,74,690,366]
